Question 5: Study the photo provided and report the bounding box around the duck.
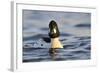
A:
[48,20,63,54]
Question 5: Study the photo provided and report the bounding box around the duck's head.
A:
[49,20,60,38]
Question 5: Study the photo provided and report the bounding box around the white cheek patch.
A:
[53,28,56,33]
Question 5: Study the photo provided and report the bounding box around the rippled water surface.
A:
[23,10,91,62]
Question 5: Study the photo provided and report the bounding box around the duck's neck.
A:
[51,37,63,49]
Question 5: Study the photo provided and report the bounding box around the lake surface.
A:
[22,10,91,62]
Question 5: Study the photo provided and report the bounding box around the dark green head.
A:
[49,20,60,38]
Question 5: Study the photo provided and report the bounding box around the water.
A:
[23,25,91,62]
[23,10,91,62]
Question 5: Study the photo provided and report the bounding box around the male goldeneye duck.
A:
[48,20,63,54]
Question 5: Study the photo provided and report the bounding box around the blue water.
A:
[22,10,91,62]
[23,25,91,62]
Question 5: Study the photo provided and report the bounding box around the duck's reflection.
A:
[49,48,58,60]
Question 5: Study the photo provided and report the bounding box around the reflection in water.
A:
[49,52,57,60]
[49,48,57,60]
